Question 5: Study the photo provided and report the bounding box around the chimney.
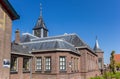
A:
[15,29,20,44]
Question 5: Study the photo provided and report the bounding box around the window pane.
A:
[60,58,63,61]
[23,58,30,71]
[45,57,51,71]
[63,62,65,65]
[63,66,65,70]
[60,66,62,70]
[63,58,65,61]
[59,56,66,71]
[36,57,42,70]
[60,62,62,65]
[10,56,17,71]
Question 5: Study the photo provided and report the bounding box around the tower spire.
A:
[33,3,48,38]
[95,36,100,49]
[40,3,42,17]
[94,36,102,52]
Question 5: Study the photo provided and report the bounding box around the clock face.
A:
[34,29,40,37]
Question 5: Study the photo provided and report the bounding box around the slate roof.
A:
[20,33,39,43]
[20,39,79,54]
[11,43,29,54]
[18,33,90,55]
[13,33,96,55]
[31,33,87,47]
[33,17,48,30]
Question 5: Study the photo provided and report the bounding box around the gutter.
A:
[0,0,20,20]
[11,52,33,56]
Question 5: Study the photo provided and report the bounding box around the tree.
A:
[110,51,116,74]
[115,63,120,71]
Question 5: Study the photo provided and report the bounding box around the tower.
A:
[33,3,48,38]
[94,37,104,71]
[0,0,19,79]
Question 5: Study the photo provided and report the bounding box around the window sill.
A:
[59,70,67,73]
[35,70,42,73]
[23,70,30,73]
[10,71,18,74]
[45,71,51,73]
[71,70,79,72]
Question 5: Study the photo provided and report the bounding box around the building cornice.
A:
[0,0,20,20]
[31,49,80,56]
[11,52,33,57]
[76,46,98,56]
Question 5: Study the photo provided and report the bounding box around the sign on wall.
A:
[3,59,10,68]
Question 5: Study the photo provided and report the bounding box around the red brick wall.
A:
[96,52,104,70]
[0,5,12,79]
[32,51,81,79]
[79,48,100,79]
[10,49,101,79]
[10,56,31,79]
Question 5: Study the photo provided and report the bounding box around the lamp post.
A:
[30,56,33,79]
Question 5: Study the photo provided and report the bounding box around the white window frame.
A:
[59,56,66,71]
[36,57,42,71]
[45,57,51,71]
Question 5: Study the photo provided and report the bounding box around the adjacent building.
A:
[0,1,104,79]
[0,0,19,79]
[114,54,120,71]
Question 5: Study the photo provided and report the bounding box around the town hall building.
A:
[0,0,104,79]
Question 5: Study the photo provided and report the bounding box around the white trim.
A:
[22,33,39,39]
[11,52,33,56]
[31,48,79,54]
[35,57,42,71]
[31,33,77,41]
[32,30,34,35]
[20,39,63,44]
[41,28,43,38]
[20,39,74,47]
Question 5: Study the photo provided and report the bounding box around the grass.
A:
[90,72,120,79]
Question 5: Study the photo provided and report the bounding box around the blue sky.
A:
[9,0,120,64]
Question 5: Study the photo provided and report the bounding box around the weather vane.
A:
[40,3,42,17]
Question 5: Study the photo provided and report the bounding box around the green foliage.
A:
[90,76,104,79]
[90,72,120,79]
[110,50,116,74]
[115,62,120,68]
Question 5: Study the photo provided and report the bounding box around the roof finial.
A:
[40,3,42,17]
[94,36,100,50]
[94,36,103,52]
[96,36,99,49]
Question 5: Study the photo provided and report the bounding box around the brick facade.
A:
[0,1,103,79]
[10,54,31,79]
[0,4,12,79]
[79,48,100,79]
[0,1,19,79]
[10,49,101,79]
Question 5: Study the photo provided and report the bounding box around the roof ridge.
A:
[20,38,75,47]
[31,33,77,41]
[20,39,65,44]
[22,33,39,38]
